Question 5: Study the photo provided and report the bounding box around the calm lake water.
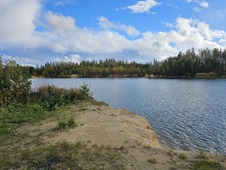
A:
[32,78,226,154]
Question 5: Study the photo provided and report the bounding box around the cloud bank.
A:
[0,0,226,65]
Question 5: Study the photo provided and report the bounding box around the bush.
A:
[57,118,77,130]
[30,86,76,111]
[0,58,31,106]
[30,85,92,111]
[78,83,92,100]
[0,57,92,110]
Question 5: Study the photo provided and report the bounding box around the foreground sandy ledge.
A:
[1,102,226,169]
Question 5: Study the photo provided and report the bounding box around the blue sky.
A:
[1,0,226,66]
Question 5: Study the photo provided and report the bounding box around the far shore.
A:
[31,73,226,79]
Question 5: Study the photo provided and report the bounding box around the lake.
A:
[32,78,226,154]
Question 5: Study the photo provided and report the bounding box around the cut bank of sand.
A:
[1,102,226,169]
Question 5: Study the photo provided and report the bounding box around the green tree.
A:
[0,58,31,106]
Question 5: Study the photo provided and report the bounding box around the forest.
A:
[23,48,226,78]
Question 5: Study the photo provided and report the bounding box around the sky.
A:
[1,0,226,66]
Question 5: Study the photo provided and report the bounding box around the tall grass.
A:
[0,84,92,136]
[29,84,92,111]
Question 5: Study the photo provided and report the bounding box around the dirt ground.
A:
[1,102,226,169]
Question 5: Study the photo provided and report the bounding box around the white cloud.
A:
[0,0,41,43]
[185,0,209,9]
[0,0,226,63]
[98,16,140,36]
[173,17,223,49]
[46,12,77,34]
[164,22,174,28]
[2,54,40,66]
[193,7,202,12]
[44,12,132,54]
[199,1,209,8]
[55,1,64,6]
[129,17,226,60]
[127,0,160,13]
[55,54,81,64]
[2,10,226,63]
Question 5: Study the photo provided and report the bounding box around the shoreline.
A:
[1,102,226,169]
[31,74,226,79]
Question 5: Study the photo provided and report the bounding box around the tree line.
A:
[24,48,226,78]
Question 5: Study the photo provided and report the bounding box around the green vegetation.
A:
[0,58,31,106]
[0,103,47,135]
[0,141,125,169]
[57,117,77,130]
[196,151,207,159]
[178,153,188,160]
[30,85,91,111]
[26,48,226,78]
[148,158,157,164]
[1,58,120,169]
[0,58,92,138]
[190,160,223,170]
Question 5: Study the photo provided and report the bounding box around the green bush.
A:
[78,83,91,100]
[30,85,92,111]
[0,103,47,136]
[0,58,92,136]
[57,118,76,130]
[0,58,31,106]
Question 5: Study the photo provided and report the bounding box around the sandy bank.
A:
[44,104,160,149]
[6,102,226,169]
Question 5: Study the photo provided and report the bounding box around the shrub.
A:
[57,118,77,130]
[58,121,67,130]
[30,85,92,111]
[190,160,223,170]
[0,58,31,106]
[30,86,66,111]
[30,86,75,111]
[78,83,92,100]
[179,153,187,160]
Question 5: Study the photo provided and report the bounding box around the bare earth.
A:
[12,103,226,169]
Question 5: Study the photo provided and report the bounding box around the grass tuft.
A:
[57,117,77,130]
[0,141,125,169]
[179,153,187,160]
[148,158,157,164]
[196,151,207,159]
[190,160,223,170]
